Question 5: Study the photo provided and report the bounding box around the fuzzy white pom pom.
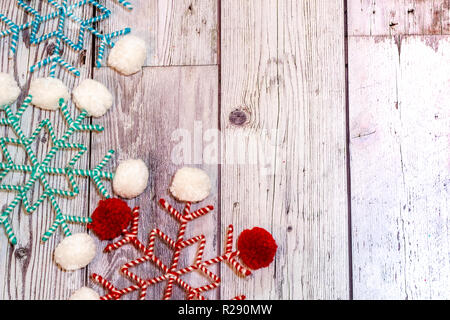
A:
[29,77,69,110]
[0,72,20,107]
[113,159,149,199]
[170,167,211,203]
[54,233,96,271]
[72,79,113,117]
[108,35,146,75]
[69,287,100,300]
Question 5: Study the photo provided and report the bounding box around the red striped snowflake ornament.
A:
[90,167,277,300]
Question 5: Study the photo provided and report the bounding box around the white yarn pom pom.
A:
[54,233,96,271]
[69,287,100,300]
[113,159,149,199]
[29,77,69,110]
[108,35,147,76]
[170,167,211,203]
[72,79,113,117]
[0,72,20,107]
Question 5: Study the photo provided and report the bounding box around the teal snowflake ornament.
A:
[0,95,115,245]
[0,1,136,246]
[0,0,132,77]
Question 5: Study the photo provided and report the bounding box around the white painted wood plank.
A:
[348,0,450,36]
[349,35,450,299]
[98,0,218,66]
[88,66,219,300]
[220,0,349,300]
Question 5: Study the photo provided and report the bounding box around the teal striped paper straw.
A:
[116,0,133,10]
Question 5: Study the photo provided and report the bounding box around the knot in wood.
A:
[15,247,29,259]
[229,109,249,126]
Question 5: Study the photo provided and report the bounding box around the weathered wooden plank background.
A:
[0,0,448,300]
[220,0,348,300]
[348,0,450,300]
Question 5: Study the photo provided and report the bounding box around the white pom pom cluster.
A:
[108,35,146,76]
[113,159,149,199]
[69,287,100,300]
[170,167,211,203]
[54,233,96,271]
[29,77,69,110]
[0,72,20,107]
[72,79,113,117]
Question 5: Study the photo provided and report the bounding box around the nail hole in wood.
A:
[23,30,30,48]
[229,109,248,126]
[47,42,56,55]
[15,247,29,259]
[287,226,293,232]
[79,49,87,65]
[47,41,62,56]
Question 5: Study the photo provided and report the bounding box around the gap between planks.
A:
[343,0,354,301]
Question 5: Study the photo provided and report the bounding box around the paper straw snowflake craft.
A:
[0,95,115,246]
[88,167,278,300]
[0,74,150,253]
[0,0,148,266]
[0,0,133,77]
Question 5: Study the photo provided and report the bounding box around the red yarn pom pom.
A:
[237,227,277,270]
[88,198,132,240]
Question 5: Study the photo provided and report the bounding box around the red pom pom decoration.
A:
[88,198,133,240]
[237,227,277,270]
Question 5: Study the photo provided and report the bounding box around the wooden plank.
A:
[98,0,218,66]
[220,0,349,299]
[348,35,450,299]
[0,1,94,299]
[348,0,450,36]
[88,66,219,300]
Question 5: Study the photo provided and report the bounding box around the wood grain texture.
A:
[348,0,450,36]
[220,0,349,299]
[348,35,450,299]
[88,66,220,300]
[0,1,94,299]
[98,0,218,66]
[1,0,448,301]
